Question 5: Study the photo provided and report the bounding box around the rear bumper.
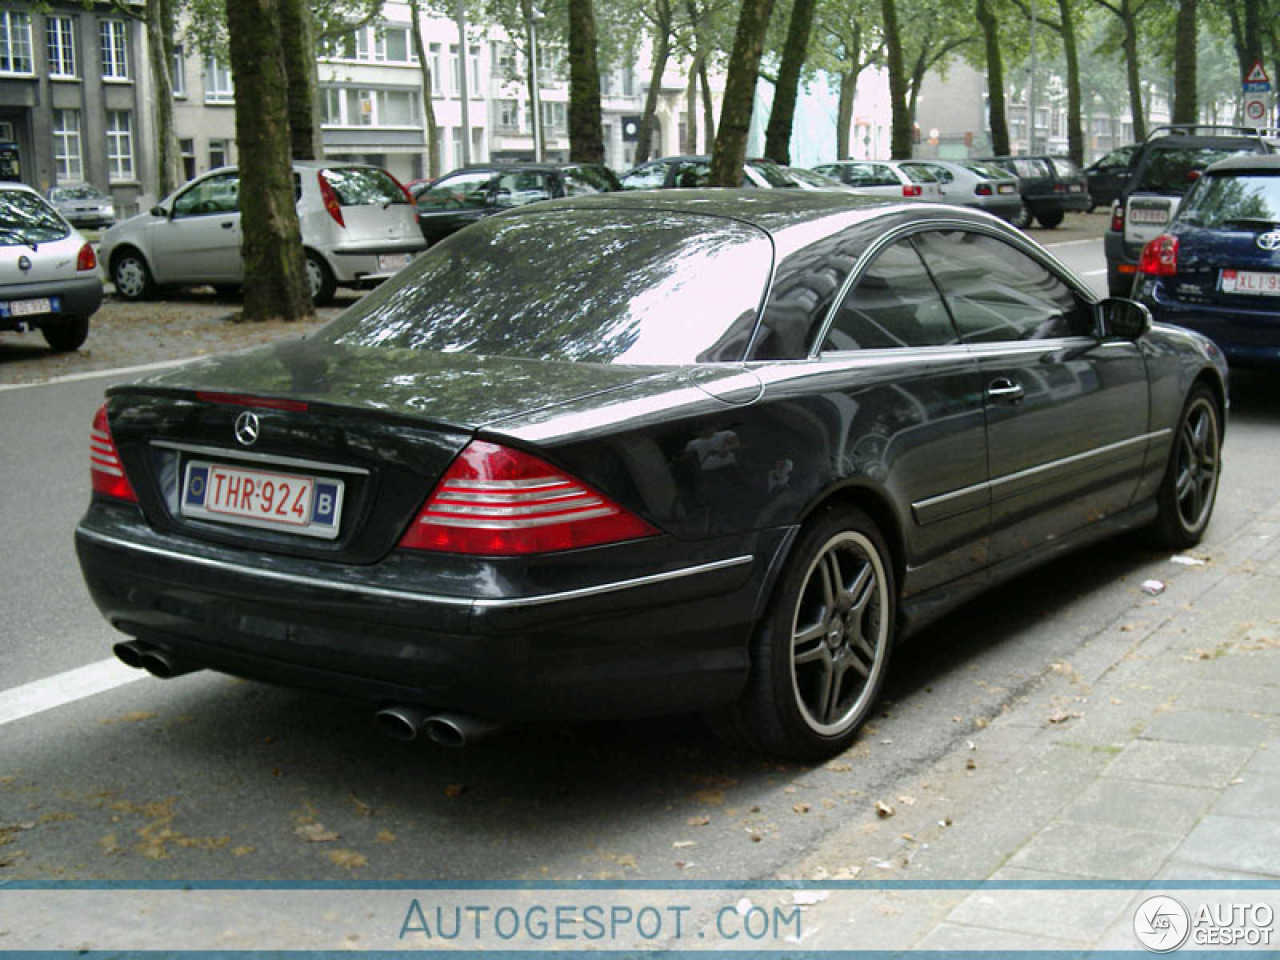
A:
[75,503,793,721]
[971,197,1025,221]
[1139,282,1280,369]
[1026,192,1091,215]
[319,241,428,286]
[0,275,103,331]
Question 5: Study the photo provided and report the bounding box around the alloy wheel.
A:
[1174,397,1220,532]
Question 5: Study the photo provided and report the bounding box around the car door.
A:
[156,171,242,283]
[414,170,498,244]
[912,228,1150,565]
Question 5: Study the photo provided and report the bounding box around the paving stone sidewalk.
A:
[785,501,1280,951]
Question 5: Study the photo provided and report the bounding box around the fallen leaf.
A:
[1047,711,1082,725]
[349,793,373,817]
[965,758,977,770]
[232,845,255,857]
[826,762,852,772]
[897,795,916,806]
[327,849,368,869]
[673,841,696,849]
[444,784,467,798]
[875,801,895,819]
[832,866,862,879]
[295,823,340,843]
[687,815,711,827]
[1229,778,1244,786]
[938,817,953,827]
[693,788,727,806]
[793,803,812,814]
[376,830,397,843]
[99,711,157,726]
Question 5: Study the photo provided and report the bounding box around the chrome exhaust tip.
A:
[112,640,149,670]
[423,712,504,748]
[374,705,431,742]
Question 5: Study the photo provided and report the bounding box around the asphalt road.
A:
[3,232,1277,884]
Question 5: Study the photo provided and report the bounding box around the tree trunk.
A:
[763,0,817,164]
[1121,0,1145,141]
[698,56,715,151]
[279,0,323,160]
[709,0,778,185]
[145,0,180,197]
[1057,0,1084,166]
[1171,0,1197,124]
[568,0,605,161]
[837,69,856,159]
[881,0,912,159]
[685,58,699,153]
[409,0,441,179]
[976,0,1009,155]
[225,0,314,322]
[635,1,672,163]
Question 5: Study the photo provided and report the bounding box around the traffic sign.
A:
[1246,60,1270,85]
[1244,93,1269,125]
[1245,81,1272,93]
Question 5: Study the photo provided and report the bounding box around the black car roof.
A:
[1204,153,1280,174]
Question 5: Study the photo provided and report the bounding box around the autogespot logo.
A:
[1135,895,1191,953]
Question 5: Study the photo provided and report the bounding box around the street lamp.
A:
[526,7,545,162]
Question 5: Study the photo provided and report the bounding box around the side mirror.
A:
[150,205,166,218]
[1101,297,1152,340]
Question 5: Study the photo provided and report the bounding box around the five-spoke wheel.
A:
[1151,385,1221,548]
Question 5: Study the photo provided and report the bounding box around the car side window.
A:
[673,161,712,188]
[620,163,668,190]
[912,230,1095,343]
[494,171,553,207]
[172,172,240,218]
[821,240,958,351]
[418,171,495,211]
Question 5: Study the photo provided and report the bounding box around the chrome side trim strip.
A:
[76,527,753,610]
[151,441,370,476]
[912,428,1173,513]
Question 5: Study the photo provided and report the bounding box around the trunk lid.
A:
[320,166,418,243]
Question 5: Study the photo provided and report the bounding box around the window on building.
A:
[541,100,566,131]
[449,44,460,94]
[377,25,411,62]
[428,44,442,95]
[321,87,343,124]
[179,137,196,180]
[493,41,514,76]
[498,99,520,131]
[348,89,375,126]
[171,43,186,95]
[52,110,83,182]
[208,139,229,169]
[46,16,76,77]
[205,57,234,102]
[100,19,129,79]
[469,44,481,91]
[376,89,418,125]
[1093,117,1111,137]
[600,71,613,97]
[621,66,634,97]
[1,10,34,74]
[106,110,134,181]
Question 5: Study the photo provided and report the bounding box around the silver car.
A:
[900,160,1025,224]
[100,162,426,305]
[47,183,116,230]
[1,181,102,351]
[809,160,945,201]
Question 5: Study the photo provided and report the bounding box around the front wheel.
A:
[716,506,896,759]
[1148,386,1222,549]
[1037,210,1065,228]
[111,250,154,301]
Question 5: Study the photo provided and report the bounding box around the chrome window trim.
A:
[76,526,752,609]
[151,440,370,476]
[912,428,1172,514]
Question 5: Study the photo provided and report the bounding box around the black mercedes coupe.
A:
[76,191,1227,759]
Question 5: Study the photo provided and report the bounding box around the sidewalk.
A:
[783,499,1280,950]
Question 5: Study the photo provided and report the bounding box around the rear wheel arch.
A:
[796,482,908,603]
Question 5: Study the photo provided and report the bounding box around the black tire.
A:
[111,249,155,301]
[305,251,337,306]
[41,315,89,352]
[1010,202,1033,229]
[1036,210,1065,229]
[1148,385,1222,549]
[713,505,897,760]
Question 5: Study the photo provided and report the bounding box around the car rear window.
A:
[901,165,937,184]
[562,165,620,195]
[1179,173,1280,228]
[1048,157,1082,178]
[319,208,771,365]
[320,167,408,206]
[1136,146,1258,195]
[961,162,1007,180]
[0,189,71,244]
[750,160,800,187]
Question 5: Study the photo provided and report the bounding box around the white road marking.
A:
[0,357,191,393]
[1044,237,1102,248]
[0,658,146,727]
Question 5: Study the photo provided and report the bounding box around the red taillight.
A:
[77,242,97,272]
[196,391,309,412]
[975,183,993,196]
[318,172,345,227]
[1138,234,1180,276]
[398,440,659,556]
[902,185,923,198]
[1053,183,1067,193]
[1110,201,1125,233]
[90,405,137,502]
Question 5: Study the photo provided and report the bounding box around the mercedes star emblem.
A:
[1257,230,1280,252]
[233,411,261,447]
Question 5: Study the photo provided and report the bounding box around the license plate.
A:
[1221,269,1280,296]
[1,297,57,318]
[998,184,1017,194]
[1130,206,1169,225]
[377,253,411,272]
[1069,184,1083,192]
[180,461,343,539]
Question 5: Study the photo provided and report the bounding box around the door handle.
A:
[987,379,1025,404]
[221,221,234,229]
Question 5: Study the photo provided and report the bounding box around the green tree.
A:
[1090,0,1156,140]
[810,0,883,158]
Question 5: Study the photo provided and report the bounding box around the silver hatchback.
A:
[100,162,426,305]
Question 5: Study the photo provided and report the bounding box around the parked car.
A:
[781,166,864,193]
[1,181,102,351]
[620,155,802,190]
[413,162,620,245]
[47,183,116,229]
[1104,126,1278,296]
[899,160,1024,223]
[76,191,1225,759]
[1084,145,1138,212]
[99,163,426,305]
[1134,153,1280,368]
[974,155,1090,228]
[810,160,944,201]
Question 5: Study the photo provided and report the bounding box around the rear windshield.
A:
[562,165,620,195]
[901,165,937,184]
[1137,147,1258,195]
[1048,157,1081,178]
[749,160,801,187]
[0,189,70,245]
[1179,173,1280,228]
[961,162,1008,180]
[318,208,771,365]
[321,167,408,206]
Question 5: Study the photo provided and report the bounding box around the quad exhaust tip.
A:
[375,705,503,748]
